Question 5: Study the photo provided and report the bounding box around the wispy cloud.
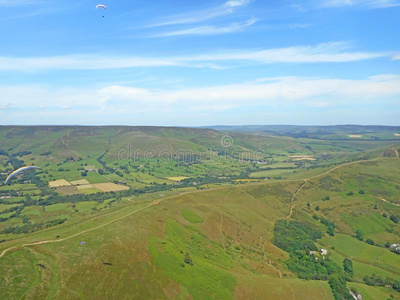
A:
[147,0,252,27]
[189,42,388,63]
[0,43,390,71]
[1,75,399,122]
[320,0,400,8]
[151,18,256,37]
[0,1,72,20]
[393,54,400,60]
[0,0,40,6]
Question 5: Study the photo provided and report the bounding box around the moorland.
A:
[1,125,400,299]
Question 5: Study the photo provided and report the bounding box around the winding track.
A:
[0,190,197,259]
[286,179,308,220]
[0,156,390,260]
[393,147,399,158]
[380,198,400,207]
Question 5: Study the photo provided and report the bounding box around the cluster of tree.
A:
[273,219,352,300]
[329,274,353,300]
[0,205,24,223]
[4,157,24,170]
[2,218,67,234]
[320,217,336,236]
[343,258,353,280]
[355,229,379,247]
[40,151,52,156]
[119,165,130,174]
[363,273,400,293]
[96,151,117,175]
[286,251,344,281]
[0,204,23,215]
[11,151,32,157]
[273,220,322,253]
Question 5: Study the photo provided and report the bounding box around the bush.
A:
[347,191,354,196]
[343,258,353,277]
[366,238,375,245]
[390,215,399,224]
[393,280,400,292]
[315,206,320,211]
[355,229,364,241]
[184,252,194,266]
[327,226,335,236]
[358,190,365,194]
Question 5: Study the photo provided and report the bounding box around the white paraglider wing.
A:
[96,4,107,10]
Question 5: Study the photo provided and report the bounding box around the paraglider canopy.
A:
[96,4,107,10]
[96,4,107,18]
[4,166,41,185]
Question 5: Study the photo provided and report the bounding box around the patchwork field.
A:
[49,179,71,187]
[167,176,188,182]
[92,183,130,192]
[70,179,90,185]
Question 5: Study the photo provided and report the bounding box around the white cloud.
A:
[0,42,390,71]
[152,18,256,37]
[0,55,182,71]
[147,0,252,27]
[187,42,388,63]
[102,75,400,105]
[320,0,400,8]
[393,54,400,60]
[2,75,399,114]
[2,75,399,125]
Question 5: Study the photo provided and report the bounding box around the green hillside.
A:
[0,126,400,299]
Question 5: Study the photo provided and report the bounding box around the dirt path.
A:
[219,213,225,251]
[380,198,400,207]
[306,158,380,181]
[286,204,296,220]
[286,179,307,220]
[0,190,200,259]
[259,236,283,278]
[0,157,387,260]
[393,147,399,158]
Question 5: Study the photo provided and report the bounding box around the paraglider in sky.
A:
[96,4,107,18]
[96,4,107,10]
[4,166,41,185]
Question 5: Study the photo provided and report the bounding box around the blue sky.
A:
[0,0,399,126]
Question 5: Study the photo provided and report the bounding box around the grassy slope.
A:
[1,126,400,299]
[1,156,399,299]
